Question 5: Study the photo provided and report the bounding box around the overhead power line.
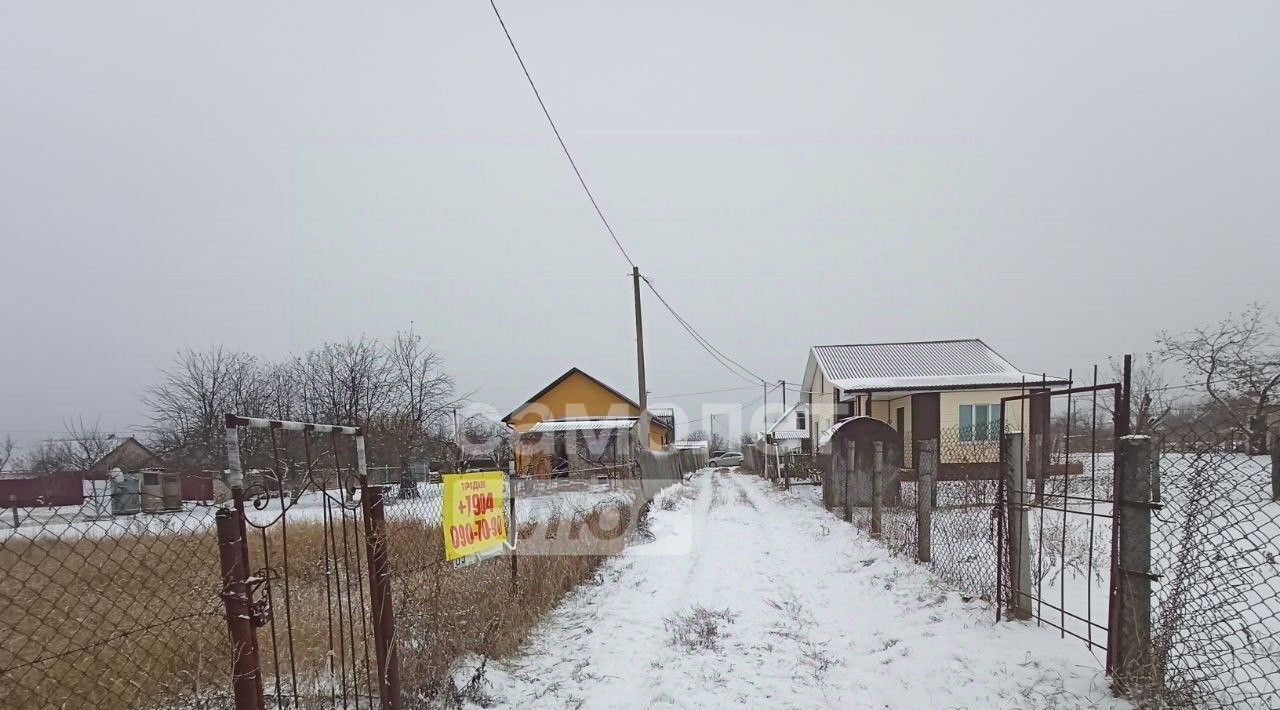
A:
[486,0,635,269]
[669,382,780,430]
[642,277,765,385]
[650,385,759,399]
[486,0,767,388]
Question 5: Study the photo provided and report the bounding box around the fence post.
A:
[1151,438,1162,504]
[870,441,883,538]
[1115,435,1154,693]
[916,440,936,563]
[362,484,402,709]
[842,443,853,523]
[9,495,17,529]
[1271,427,1279,502]
[509,468,518,594]
[215,509,264,710]
[1003,433,1032,620]
[822,457,832,509]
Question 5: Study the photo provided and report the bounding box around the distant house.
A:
[760,402,810,454]
[671,440,710,454]
[801,339,1068,472]
[504,367,673,474]
[90,437,165,475]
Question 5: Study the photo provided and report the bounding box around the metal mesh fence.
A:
[1150,426,1279,708]
[879,477,918,560]
[928,427,1002,602]
[1,488,229,710]
[375,462,661,703]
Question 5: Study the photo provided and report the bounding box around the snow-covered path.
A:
[477,470,1123,709]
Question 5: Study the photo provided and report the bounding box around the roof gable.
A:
[92,437,164,472]
[504,367,670,431]
[810,339,1068,393]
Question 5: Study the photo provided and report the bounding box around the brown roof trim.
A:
[502,367,672,431]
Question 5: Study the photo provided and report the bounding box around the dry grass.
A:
[1,501,630,709]
[1,513,228,710]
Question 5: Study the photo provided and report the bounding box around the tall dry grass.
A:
[1,501,630,709]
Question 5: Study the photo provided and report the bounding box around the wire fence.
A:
[0,491,229,710]
[929,426,1003,603]
[1,422,701,709]
[802,375,1280,707]
[1150,425,1279,708]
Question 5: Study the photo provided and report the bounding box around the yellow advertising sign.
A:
[441,471,508,565]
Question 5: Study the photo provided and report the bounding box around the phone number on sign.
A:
[448,515,506,550]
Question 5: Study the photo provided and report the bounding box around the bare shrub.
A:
[664,605,738,652]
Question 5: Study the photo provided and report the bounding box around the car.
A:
[709,451,743,467]
[461,456,499,472]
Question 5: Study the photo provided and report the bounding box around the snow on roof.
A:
[527,417,637,434]
[811,339,1069,393]
[765,402,809,437]
[768,429,809,440]
[817,416,881,448]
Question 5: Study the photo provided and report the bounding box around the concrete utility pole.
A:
[632,267,649,449]
[763,382,769,432]
[779,380,787,412]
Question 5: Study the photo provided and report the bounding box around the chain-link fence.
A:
[1,486,230,710]
[929,426,1003,603]
[3,416,700,709]
[1150,426,1279,708]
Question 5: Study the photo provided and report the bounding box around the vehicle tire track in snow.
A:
[475,469,1124,710]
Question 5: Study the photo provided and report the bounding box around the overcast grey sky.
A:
[2,0,1277,445]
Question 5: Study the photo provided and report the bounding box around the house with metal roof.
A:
[503,367,672,476]
[758,402,810,453]
[800,339,1068,471]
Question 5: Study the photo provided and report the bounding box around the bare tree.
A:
[57,416,117,471]
[381,331,456,463]
[1159,303,1280,454]
[143,347,265,468]
[1101,354,1175,435]
[16,440,67,477]
[687,429,729,454]
[0,435,15,472]
[292,336,391,425]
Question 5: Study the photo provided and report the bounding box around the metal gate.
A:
[220,414,399,710]
[997,363,1129,673]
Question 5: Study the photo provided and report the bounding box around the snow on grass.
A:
[1,477,637,543]
[467,469,1124,709]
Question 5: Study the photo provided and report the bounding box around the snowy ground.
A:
[469,468,1123,709]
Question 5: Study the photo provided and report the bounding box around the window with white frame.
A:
[959,403,1002,442]
[795,410,806,430]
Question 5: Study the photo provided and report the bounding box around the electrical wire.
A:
[668,382,781,431]
[486,0,772,391]
[649,385,759,399]
[486,0,635,269]
[641,276,765,385]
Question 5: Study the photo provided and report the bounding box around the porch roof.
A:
[526,417,637,433]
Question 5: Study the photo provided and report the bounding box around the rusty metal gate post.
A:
[361,482,402,709]
[216,508,265,710]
